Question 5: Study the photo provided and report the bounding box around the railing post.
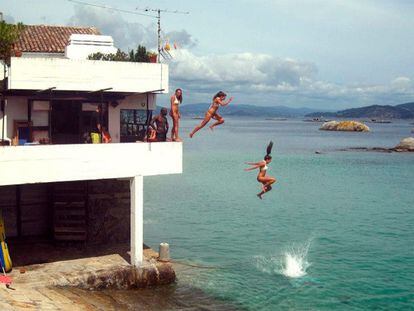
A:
[130,175,143,266]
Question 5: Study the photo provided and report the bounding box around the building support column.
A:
[130,175,143,266]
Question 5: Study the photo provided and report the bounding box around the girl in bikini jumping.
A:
[189,91,233,138]
[244,141,277,199]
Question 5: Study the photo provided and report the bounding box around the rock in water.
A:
[394,137,414,152]
[319,121,339,131]
[320,120,370,132]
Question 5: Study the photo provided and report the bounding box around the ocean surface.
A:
[143,118,414,310]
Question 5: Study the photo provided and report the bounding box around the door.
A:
[51,101,81,144]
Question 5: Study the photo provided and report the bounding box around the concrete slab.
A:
[0,250,175,310]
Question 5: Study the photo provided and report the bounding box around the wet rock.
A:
[320,120,370,132]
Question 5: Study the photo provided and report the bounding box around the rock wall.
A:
[86,179,131,244]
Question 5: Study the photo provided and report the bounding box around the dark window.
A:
[120,109,150,142]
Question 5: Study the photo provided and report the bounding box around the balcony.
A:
[0,142,182,186]
[6,57,168,93]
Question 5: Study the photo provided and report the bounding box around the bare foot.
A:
[175,137,183,142]
[189,132,194,138]
[257,193,263,200]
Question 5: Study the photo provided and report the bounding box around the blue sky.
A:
[2,0,414,109]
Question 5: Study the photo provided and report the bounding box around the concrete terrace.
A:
[0,247,175,310]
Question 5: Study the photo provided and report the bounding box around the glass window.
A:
[120,109,151,142]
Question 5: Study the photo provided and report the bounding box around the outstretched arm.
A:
[217,97,234,107]
[245,161,262,165]
[244,164,260,171]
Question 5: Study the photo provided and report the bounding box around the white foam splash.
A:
[254,240,312,279]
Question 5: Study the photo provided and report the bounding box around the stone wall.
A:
[86,179,130,244]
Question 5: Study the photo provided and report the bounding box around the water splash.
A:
[254,240,312,279]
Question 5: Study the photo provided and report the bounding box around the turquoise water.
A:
[144,118,414,310]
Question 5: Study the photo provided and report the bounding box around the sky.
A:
[1,0,414,110]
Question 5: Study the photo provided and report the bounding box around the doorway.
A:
[51,100,81,144]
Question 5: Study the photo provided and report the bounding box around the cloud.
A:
[170,49,316,89]
[67,6,197,51]
[166,49,414,108]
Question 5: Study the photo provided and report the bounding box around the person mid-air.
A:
[189,91,233,138]
[244,141,277,199]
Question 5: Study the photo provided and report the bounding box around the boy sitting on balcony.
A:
[150,107,169,142]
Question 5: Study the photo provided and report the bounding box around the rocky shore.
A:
[340,137,414,153]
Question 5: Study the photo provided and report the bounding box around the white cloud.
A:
[166,49,414,108]
[67,6,197,51]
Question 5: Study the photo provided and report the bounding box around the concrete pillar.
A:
[130,175,143,266]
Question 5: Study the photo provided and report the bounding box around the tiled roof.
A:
[15,25,101,53]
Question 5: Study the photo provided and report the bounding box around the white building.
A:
[0,25,182,266]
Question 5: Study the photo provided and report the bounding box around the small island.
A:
[320,120,370,132]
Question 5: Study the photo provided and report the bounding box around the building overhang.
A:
[6,57,169,94]
[0,142,182,186]
[0,88,164,102]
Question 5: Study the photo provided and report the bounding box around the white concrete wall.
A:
[108,93,156,143]
[65,34,118,60]
[8,57,169,93]
[0,142,182,186]
[0,97,27,141]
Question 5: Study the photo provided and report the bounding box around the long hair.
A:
[264,141,273,160]
[175,88,183,103]
[213,91,226,100]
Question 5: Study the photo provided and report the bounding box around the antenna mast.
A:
[140,7,189,62]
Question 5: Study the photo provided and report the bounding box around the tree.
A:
[0,21,25,65]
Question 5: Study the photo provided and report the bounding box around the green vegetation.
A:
[0,21,25,64]
[88,45,156,63]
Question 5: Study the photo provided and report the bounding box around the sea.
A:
[141,117,414,310]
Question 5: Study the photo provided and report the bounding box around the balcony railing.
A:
[7,57,169,93]
[0,142,182,186]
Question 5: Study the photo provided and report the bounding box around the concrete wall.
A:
[8,57,169,93]
[0,142,182,186]
[0,97,27,142]
[109,93,156,143]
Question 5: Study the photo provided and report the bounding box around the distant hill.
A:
[306,102,414,119]
[178,103,319,117]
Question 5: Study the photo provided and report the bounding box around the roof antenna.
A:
[136,7,189,62]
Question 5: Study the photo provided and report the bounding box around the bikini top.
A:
[260,163,268,172]
[173,96,180,105]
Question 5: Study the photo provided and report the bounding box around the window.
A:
[120,109,150,142]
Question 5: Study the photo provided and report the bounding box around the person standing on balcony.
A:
[90,105,102,144]
[169,88,183,141]
[150,107,169,142]
[189,91,233,138]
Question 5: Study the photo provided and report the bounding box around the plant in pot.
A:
[147,52,158,63]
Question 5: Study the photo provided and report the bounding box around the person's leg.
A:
[171,118,176,140]
[189,113,212,138]
[174,116,182,141]
[257,178,275,199]
[209,113,224,130]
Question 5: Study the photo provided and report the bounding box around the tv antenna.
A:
[137,7,189,62]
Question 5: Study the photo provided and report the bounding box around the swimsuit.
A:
[173,96,180,105]
[260,164,268,172]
